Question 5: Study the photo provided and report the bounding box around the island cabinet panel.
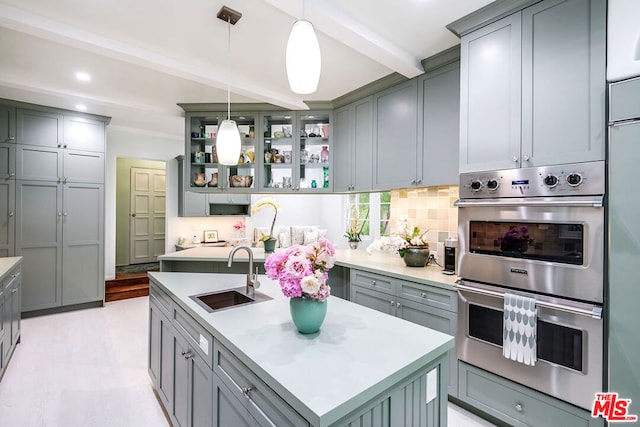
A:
[458,362,603,427]
[349,269,459,398]
[0,259,21,380]
[214,343,309,427]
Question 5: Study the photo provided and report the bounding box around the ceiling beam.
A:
[263,0,425,78]
[0,3,309,111]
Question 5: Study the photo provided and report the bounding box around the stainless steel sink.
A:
[190,287,272,312]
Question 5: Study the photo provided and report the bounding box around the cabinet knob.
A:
[410,179,416,185]
[523,154,530,162]
[390,300,395,307]
[11,288,17,294]
[371,281,376,286]
[57,144,62,148]
[396,302,401,308]
[63,143,68,149]
[8,212,14,217]
[182,350,193,359]
[63,212,68,217]
[416,179,422,184]
[57,212,62,217]
[241,386,253,397]
[63,177,68,183]
[9,172,15,177]
[512,156,519,163]
[515,403,523,412]
[6,136,15,141]
[131,213,137,218]
[421,292,427,298]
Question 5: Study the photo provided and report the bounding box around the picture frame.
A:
[203,230,219,243]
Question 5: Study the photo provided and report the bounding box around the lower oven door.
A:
[457,280,603,410]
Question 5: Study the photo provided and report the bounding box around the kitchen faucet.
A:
[227,245,260,298]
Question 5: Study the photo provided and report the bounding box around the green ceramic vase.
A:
[263,238,277,253]
[289,297,327,334]
[402,246,430,267]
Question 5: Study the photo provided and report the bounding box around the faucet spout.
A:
[227,245,259,297]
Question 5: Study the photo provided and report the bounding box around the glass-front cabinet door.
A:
[299,111,331,192]
[222,113,257,191]
[188,113,222,189]
[261,113,295,191]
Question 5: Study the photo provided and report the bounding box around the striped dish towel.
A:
[503,293,537,366]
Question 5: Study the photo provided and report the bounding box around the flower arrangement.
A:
[344,208,369,242]
[498,225,532,253]
[264,238,335,301]
[232,220,246,231]
[251,197,280,241]
[367,217,429,257]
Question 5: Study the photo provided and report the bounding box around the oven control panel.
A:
[459,161,604,198]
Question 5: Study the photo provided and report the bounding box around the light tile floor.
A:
[0,296,496,426]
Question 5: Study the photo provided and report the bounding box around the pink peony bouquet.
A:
[264,237,336,301]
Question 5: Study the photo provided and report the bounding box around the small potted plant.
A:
[367,217,430,267]
[251,197,280,253]
[344,208,368,249]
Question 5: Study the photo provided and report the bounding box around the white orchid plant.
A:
[367,216,429,257]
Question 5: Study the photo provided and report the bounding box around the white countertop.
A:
[149,272,454,426]
[0,257,22,280]
[159,246,459,290]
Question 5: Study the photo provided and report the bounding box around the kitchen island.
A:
[148,271,454,426]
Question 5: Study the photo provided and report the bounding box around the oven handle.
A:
[457,282,603,319]
[455,196,603,208]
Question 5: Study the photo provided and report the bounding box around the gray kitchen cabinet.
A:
[16,180,104,311]
[214,342,309,427]
[349,269,459,397]
[0,143,16,180]
[172,330,215,427]
[418,61,460,186]
[61,182,104,305]
[16,109,63,148]
[0,258,21,380]
[458,362,603,426]
[0,105,15,143]
[63,115,106,152]
[333,97,373,192]
[372,80,419,190]
[0,181,15,257]
[16,145,104,183]
[608,119,640,413]
[15,180,62,311]
[207,193,250,205]
[458,0,605,172]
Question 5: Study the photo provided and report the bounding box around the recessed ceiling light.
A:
[75,104,87,111]
[75,71,91,82]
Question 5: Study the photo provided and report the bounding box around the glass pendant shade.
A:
[286,20,321,94]
[216,119,241,165]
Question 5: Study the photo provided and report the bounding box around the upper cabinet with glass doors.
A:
[221,113,258,192]
[187,112,223,190]
[261,113,295,191]
[298,111,332,192]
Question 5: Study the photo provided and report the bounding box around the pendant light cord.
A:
[227,16,231,118]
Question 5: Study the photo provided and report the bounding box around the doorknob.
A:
[131,213,137,218]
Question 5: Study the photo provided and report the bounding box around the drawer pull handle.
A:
[421,292,427,298]
[515,403,523,412]
[241,386,253,397]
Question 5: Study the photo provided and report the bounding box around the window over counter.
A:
[345,192,390,245]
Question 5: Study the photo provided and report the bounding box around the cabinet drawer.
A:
[173,304,214,368]
[398,281,457,312]
[458,362,602,427]
[214,343,309,427]
[149,283,172,319]
[610,77,640,122]
[350,269,395,295]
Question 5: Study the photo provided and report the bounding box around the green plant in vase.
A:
[344,208,369,249]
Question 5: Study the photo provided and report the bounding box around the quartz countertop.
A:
[148,271,454,426]
[159,247,459,290]
[0,257,22,280]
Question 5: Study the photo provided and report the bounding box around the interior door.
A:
[130,167,166,264]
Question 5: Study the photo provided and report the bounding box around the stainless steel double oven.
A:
[456,161,605,410]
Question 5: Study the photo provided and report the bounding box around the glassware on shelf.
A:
[300,149,308,164]
[323,166,329,188]
[320,146,329,163]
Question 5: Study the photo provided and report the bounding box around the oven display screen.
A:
[469,221,584,265]
[511,179,529,185]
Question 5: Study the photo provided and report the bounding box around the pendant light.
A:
[216,6,242,165]
[286,0,321,94]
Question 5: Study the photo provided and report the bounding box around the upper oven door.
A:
[457,196,604,302]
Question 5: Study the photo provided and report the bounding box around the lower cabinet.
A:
[458,362,603,427]
[350,269,459,397]
[0,261,21,380]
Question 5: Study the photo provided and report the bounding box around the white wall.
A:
[607,0,640,81]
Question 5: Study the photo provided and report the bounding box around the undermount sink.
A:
[190,287,272,312]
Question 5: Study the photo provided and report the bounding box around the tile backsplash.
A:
[389,185,459,260]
